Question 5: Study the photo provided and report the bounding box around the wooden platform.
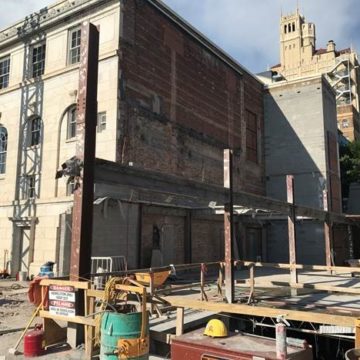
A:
[162,268,360,332]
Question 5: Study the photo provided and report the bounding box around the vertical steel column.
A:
[224,149,234,303]
[184,210,192,264]
[70,23,99,280]
[287,175,298,292]
[323,190,333,269]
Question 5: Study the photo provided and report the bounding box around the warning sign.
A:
[49,285,75,302]
[49,285,76,317]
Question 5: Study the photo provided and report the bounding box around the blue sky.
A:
[0,0,359,73]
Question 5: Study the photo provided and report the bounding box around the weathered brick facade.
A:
[118,0,265,195]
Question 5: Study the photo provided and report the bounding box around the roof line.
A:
[147,0,262,84]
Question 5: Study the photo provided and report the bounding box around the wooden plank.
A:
[356,319,360,348]
[240,261,360,274]
[87,289,105,299]
[40,279,90,290]
[85,292,95,358]
[165,297,356,327]
[43,318,67,347]
[237,279,360,295]
[115,284,145,294]
[176,307,184,336]
[39,310,96,326]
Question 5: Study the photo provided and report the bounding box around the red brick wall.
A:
[118,0,265,195]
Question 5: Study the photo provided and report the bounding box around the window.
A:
[246,110,258,163]
[288,24,291,33]
[29,117,41,146]
[67,107,77,139]
[32,43,46,77]
[26,175,36,199]
[292,22,295,31]
[0,126,7,174]
[97,112,106,132]
[0,56,10,89]
[68,27,81,65]
[284,25,287,34]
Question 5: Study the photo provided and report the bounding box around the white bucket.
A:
[17,271,27,281]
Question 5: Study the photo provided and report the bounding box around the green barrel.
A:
[100,311,149,360]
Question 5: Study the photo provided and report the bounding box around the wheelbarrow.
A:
[135,270,170,288]
[134,270,171,316]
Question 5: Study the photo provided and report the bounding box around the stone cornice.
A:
[0,0,115,49]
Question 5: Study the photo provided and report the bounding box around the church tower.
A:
[280,9,315,70]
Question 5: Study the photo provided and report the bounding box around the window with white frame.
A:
[67,107,77,139]
[0,126,7,174]
[29,117,41,147]
[0,56,10,89]
[97,112,106,132]
[32,43,46,77]
[68,27,81,65]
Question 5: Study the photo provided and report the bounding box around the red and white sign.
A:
[49,285,76,317]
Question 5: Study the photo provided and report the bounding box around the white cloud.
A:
[0,0,358,73]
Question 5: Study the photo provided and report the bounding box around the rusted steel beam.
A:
[323,190,333,268]
[224,149,234,303]
[70,22,99,280]
[287,175,298,288]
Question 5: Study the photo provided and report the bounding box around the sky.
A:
[0,0,359,73]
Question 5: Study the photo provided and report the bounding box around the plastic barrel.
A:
[100,311,149,360]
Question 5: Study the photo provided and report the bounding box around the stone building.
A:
[263,75,348,264]
[0,0,264,276]
[270,10,360,141]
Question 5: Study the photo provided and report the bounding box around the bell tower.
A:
[280,9,311,70]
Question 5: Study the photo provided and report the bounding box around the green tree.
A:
[340,140,360,198]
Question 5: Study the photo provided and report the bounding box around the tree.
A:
[340,140,360,199]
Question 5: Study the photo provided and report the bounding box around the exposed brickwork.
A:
[118,0,265,195]
[141,212,185,267]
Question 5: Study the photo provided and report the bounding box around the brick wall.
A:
[118,0,265,195]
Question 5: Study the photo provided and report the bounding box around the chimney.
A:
[327,40,336,52]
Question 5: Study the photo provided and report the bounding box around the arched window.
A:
[284,25,287,34]
[29,117,41,147]
[292,22,295,32]
[67,107,77,139]
[0,126,7,174]
[288,24,291,33]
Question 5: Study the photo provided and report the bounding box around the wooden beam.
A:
[39,310,96,327]
[239,261,360,273]
[356,319,360,348]
[237,279,360,295]
[40,279,90,290]
[176,307,184,336]
[165,297,356,327]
